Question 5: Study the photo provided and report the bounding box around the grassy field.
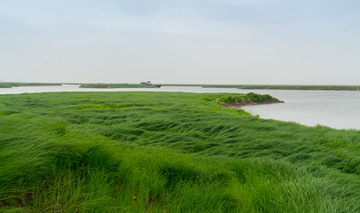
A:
[0,92,360,212]
[0,82,62,88]
[80,83,161,88]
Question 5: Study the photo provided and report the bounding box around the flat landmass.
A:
[0,92,359,212]
[80,83,161,88]
[204,84,360,90]
[160,84,360,91]
[0,82,62,88]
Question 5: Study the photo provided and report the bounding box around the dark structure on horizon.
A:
[140,81,152,85]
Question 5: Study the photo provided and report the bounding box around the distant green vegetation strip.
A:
[201,84,360,90]
[80,83,161,88]
[158,84,360,90]
[0,92,360,212]
[0,82,62,88]
[158,84,204,86]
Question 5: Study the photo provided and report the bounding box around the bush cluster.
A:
[217,93,272,104]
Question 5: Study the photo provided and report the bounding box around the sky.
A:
[0,0,359,84]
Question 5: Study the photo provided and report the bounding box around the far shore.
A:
[202,85,360,91]
[79,83,161,88]
[0,82,61,88]
[2,82,360,91]
[158,84,360,91]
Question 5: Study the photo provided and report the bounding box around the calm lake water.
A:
[0,85,359,130]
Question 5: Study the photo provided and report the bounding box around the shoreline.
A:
[202,85,360,91]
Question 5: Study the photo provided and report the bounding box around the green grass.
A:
[0,92,360,212]
[80,83,160,88]
[0,82,62,88]
[217,93,273,104]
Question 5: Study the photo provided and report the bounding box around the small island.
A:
[217,92,284,108]
[80,83,161,88]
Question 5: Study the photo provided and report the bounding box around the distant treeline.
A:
[0,82,62,88]
[157,84,360,90]
[201,85,360,91]
[80,83,161,88]
[158,84,204,87]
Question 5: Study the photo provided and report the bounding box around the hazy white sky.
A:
[1,0,359,84]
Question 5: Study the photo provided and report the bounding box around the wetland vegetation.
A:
[0,82,62,88]
[217,93,283,108]
[80,83,160,88]
[0,91,360,212]
[157,84,360,91]
[201,84,360,91]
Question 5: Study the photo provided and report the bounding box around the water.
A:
[0,84,241,94]
[0,85,359,130]
[241,90,360,130]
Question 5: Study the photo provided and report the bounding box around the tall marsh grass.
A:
[0,92,360,212]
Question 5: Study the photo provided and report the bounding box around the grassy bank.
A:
[80,83,161,88]
[1,92,360,212]
[0,82,62,88]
